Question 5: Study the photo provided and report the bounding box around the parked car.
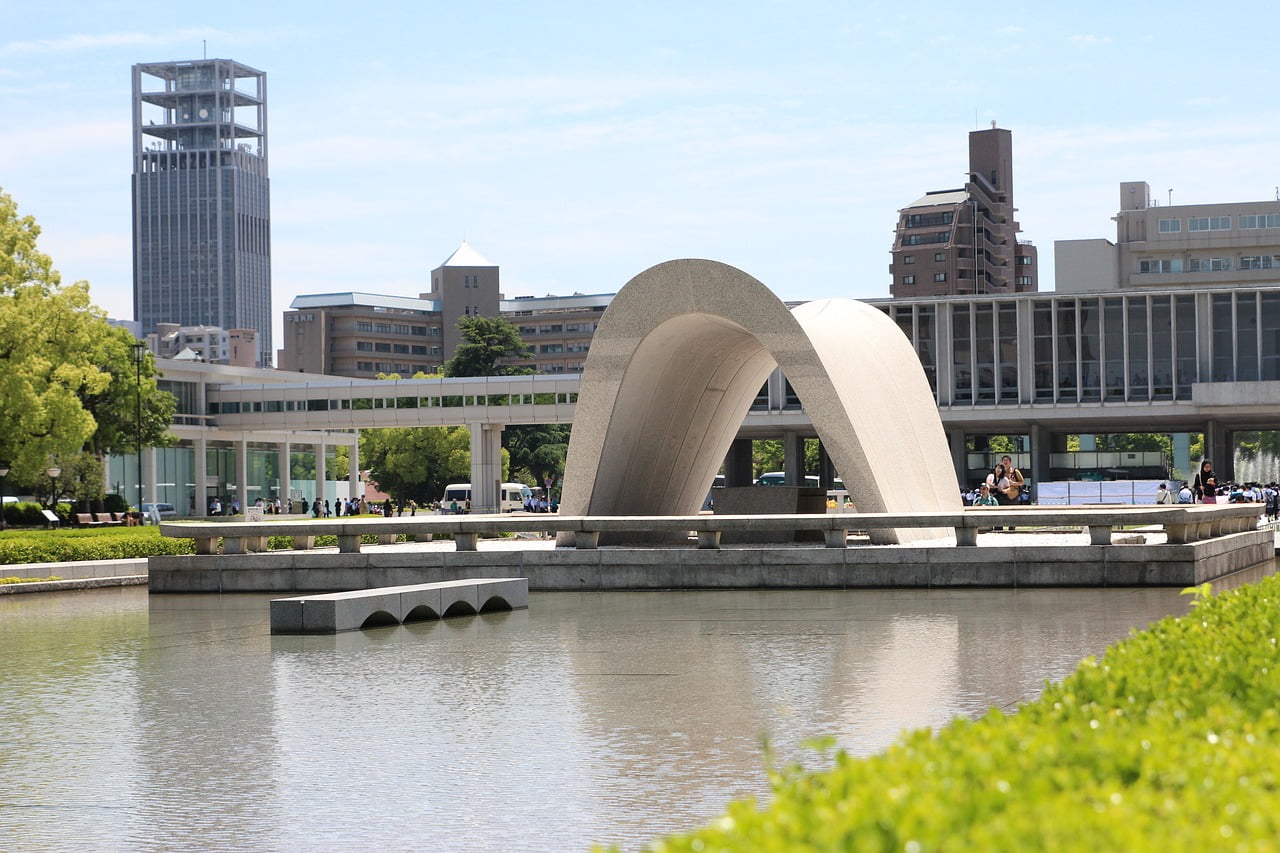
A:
[141,502,177,522]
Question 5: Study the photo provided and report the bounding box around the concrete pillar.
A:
[1029,424,1052,495]
[1205,422,1231,481]
[143,446,158,508]
[236,436,249,516]
[278,440,291,513]
[469,423,503,513]
[194,436,208,516]
[817,441,836,488]
[948,429,967,487]
[1170,432,1191,484]
[314,437,327,507]
[782,430,802,486]
[724,437,753,487]
[348,434,361,499]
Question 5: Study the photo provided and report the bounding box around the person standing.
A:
[1156,482,1176,505]
[1193,460,1219,504]
[1000,455,1025,505]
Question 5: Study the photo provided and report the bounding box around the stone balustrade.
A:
[159,504,1263,555]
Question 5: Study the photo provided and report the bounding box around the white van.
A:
[440,483,533,513]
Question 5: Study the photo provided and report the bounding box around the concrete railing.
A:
[159,504,1263,554]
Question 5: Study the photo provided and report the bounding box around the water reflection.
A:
[0,585,1192,851]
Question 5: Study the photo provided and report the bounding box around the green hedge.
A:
[641,578,1280,851]
[0,527,194,565]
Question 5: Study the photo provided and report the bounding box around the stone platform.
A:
[149,528,1275,593]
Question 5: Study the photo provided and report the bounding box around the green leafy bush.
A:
[642,578,1280,851]
[3,501,48,527]
[0,575,62,584]
[0,527,194,565]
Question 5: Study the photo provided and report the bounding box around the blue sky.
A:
[3,1,1278,351]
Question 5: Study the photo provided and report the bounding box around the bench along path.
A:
[269,577,528,634]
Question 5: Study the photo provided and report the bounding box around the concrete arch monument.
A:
[558,259,960,544]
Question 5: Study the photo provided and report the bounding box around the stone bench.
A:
[161,504,1264,555]
[269,577,529,634]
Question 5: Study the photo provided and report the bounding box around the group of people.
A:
[523,495,557,513]
[1164,459,1280,520]
[963,454,1027,507]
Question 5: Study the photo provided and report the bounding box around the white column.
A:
[348,433,360,499]
[143,446,158,508]
[194,436,208,516]
[278,440,292,513]
[236,435,249,516]
[468,423,503,513]
[314,437,327,507]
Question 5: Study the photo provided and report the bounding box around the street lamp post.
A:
[0,461,9,531]
[46,465,61,511]
[131,342,146,511]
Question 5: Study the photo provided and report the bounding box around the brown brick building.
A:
[890,126,1037,298]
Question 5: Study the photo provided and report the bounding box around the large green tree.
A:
[360,425,474,504]
[441,314,567,488]
[442,315,535,377]
[0,187,175,496]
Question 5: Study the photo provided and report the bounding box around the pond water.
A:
[0,585,1190,851]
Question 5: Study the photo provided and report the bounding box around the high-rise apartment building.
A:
[1056,181,1280,292]
[889,126,1037,298]
[132,59,272,366]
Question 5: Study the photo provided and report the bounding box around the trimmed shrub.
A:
[0,527,194,564]
[3,501,47,527]
[641,578,1280,851]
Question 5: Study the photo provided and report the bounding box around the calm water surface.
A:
[0,586,1190,851]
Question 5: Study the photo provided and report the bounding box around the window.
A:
[393,324,410,335]
[356,361,374,371]
[1158,218,1181,233]
[1240,214,1280,229]
[933,272,947,282]
[540,343,563,354]
[903,231,951,246]
[1210,257,1232,271]
[901,275,916,285]
[374,323,391,333]
[1016,276,1033,286]
[411,326,427,336]
[1241,255,1279,270]
[1139,259,1181,274]
[1189,216,1231,231]
[393,344,409,354]
[538,324,563,334]
[411,345,427,355]
[356,321,373,332]
[934,252,946,262]
[355,341,373,352]
[374,342,391,352]
[905,211,954,227]
[903,254,915,264]
[1016,255,1034,266]
[518,326,536,334]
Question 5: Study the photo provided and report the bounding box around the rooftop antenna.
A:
[202,39,207,59]
[990,119,997,129]
[1168,188,1173,206]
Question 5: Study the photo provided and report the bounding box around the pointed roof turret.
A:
[438,241,496,268]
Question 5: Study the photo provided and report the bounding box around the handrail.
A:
[159,504,1263,554]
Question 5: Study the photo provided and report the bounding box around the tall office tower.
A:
[132,59,272,366]
[889,126,1037,298]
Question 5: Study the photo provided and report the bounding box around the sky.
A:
[3,1,1279,354]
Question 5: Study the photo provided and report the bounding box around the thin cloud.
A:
[1070,34,1112,47]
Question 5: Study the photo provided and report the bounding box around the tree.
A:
[505,423,570,489]
[360,425,473,504]
[0,187,176,499]
[442,315,535,377]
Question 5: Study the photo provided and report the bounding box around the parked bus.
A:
[440,483,533,513]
